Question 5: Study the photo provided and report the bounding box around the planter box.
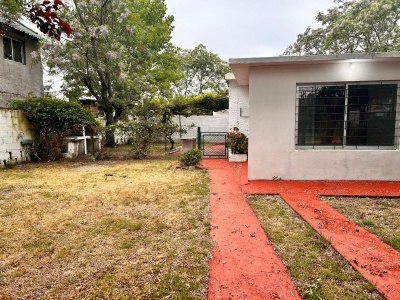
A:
[228,152,247,162]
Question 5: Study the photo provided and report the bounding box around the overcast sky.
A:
[165,0,334,61]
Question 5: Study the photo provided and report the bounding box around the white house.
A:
[227,52,400,181]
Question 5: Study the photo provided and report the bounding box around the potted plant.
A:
[226,127,248,162]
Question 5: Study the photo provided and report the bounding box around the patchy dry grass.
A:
[0,151,211,299]
[322,196,400,252]
[248,195,383,300]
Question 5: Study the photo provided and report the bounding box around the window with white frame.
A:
[3,36,23,63]
[296,83,399,149]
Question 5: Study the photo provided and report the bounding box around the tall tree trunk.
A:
[104,106,116,147]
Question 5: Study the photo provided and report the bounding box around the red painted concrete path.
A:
[203,160,301,299]
[203,159,400,300]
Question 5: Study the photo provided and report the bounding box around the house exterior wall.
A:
[0,109,33,166]
[228,79,249,135]
[249,60,400,180]
[0,29,43,107]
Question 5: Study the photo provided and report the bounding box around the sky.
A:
[165,0,334,61]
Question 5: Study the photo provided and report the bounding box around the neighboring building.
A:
[0,20,42,166]
[79,98,100,117]
[227,52,400,180]
[0,20,43,107]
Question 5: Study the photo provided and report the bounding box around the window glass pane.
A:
[12,40,22,63]
[298,85,345,146]
[347,84,397,146]
[3,37,12,60]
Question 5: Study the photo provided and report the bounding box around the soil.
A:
[202,159,400,300]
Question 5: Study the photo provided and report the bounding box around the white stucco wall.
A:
[0,30,43,108]
[172,111,229,138]
[248,60,400,180]
[0,109,33,166]
[227,78,249,135]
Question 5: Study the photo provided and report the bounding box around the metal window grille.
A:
[296,83,400,149]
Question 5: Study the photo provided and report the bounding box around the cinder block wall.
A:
[0,109,33,166]
[172,110,229,138]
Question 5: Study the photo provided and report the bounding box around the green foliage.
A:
[284,0,400,55]
[40,0,180,146]
[113,104,183,159]
[150,92,228,116]
[173,44,231,96]
[226,127,248,154]
[12,97,99,161]
[179,148,202,166]
[0,0,72,40]
[12,97,98,132]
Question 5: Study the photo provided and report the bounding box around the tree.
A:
[172,44,230,96]
[0,0,72,40]
[40,0,179,146]
[112,103,184,158]
[284,0,400,55]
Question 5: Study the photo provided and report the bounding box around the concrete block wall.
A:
[0,109,33,166]
[172,110,229,139]
[226,76,250,135]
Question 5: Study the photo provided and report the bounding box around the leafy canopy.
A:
[40,0,179,146]
[150,92,229,116]
[284,0,400,55]
[0,0,72,40]
[12,97,99,133]
[172,44,230,96]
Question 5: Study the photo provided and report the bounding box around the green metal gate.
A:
[197,127,227,157]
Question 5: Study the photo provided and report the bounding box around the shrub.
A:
[3,160,16,169]
[179,148,202,166]
[113,104,185,159]
[12,97,100,161]
[226,127,248,154]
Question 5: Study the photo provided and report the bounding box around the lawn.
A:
[248,195,385,300]
[322,196,400,252]
[0,149,211,299]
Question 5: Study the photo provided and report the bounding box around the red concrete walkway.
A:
[203,160,301,299]
[203,159,400,300]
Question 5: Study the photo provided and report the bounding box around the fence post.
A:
[197,127,201,149]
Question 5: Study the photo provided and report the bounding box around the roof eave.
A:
[229,52,400,86]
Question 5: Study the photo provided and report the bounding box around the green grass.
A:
[248,195,383,300]
[323,196,400,252]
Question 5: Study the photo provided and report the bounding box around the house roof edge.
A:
[229,52,400,86]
